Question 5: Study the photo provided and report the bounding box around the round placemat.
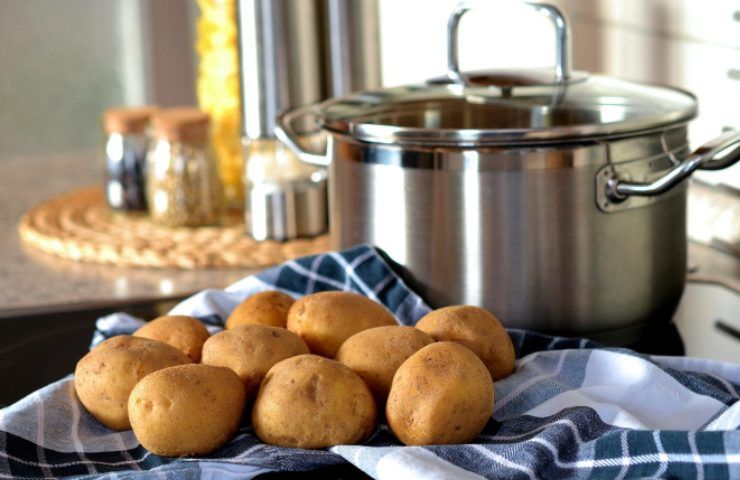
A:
[18,187,330,269]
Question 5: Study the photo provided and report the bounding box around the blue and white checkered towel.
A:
[1,245,739,479]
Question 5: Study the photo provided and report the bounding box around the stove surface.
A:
[674,281,740,364]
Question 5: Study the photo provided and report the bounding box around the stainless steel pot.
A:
[276,2,740,343]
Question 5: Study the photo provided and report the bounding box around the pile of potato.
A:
[74,290,515,456]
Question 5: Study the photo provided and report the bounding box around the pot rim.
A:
[316,76,699,147]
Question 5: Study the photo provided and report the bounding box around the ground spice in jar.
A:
[103,106,158,211]
[146,108,222,227]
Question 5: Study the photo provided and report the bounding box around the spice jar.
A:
[146,108,222,227]
[103,106,157,211]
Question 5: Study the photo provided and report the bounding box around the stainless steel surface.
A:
[326,129,688,336]
[237,0,381,240]
[275,2,740,340]
[323,0,382,96]
[447,2,572,85]
[595,130,691,213]
[236,0,382,141]
[237,0,325,240]
[236,0,325,141]
[605,130,740,203]
[246,172,328,241]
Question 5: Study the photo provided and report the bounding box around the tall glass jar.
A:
[103,106,157,211]
[195,0,243,209]
[146,108,222,227]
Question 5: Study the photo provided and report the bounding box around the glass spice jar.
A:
[146,108,222,227]
[103,106,158,211]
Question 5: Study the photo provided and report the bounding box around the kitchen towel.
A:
[1,245,739,480]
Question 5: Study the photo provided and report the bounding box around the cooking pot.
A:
[276,2,740,343]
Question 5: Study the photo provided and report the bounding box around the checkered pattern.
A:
[1,245,739,479]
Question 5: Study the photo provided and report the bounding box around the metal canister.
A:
[103,106,157,211]
[321,0,382,97]
[236,0,381,241]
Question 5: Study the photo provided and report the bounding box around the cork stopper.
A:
[103,106,158,134]
[151,107,211,143]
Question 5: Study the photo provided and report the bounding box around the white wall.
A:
[0,0,197,159]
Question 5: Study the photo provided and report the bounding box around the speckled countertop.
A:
[0,151,257,317]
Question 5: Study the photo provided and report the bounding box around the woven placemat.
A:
[18,186,330,269]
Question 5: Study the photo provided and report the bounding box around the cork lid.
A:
[151,107,211,143]
[103,106,158,134]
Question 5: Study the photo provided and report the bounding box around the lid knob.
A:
[447,1,572,86]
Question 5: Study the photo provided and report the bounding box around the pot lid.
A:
[318,71,698,146]
[315,2,697,146]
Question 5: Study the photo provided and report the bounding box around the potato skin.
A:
[226,291,295,329]
[74,336,191,430]
[201,324,309,400]
[128,364,245,456]
[335,326,433,403]
[386,342,494,446]
[133,315,210,362]
[287,291,397,357]
[252,354,377,449]
[415,305,515,381]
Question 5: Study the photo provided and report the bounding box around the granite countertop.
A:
[0,151,257,318]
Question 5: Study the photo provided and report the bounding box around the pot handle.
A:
[274,104,330,167]
[606,129,740,202]
[447,1,572,85]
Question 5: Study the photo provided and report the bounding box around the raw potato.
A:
[74,336,191,430]
[287,291,397,357]
[386,342,494,445]
[128,364,245,456]
[226,291,294,329]
[134,315,210,362]
[415,305,516,380]
[335,326,434,403]
[252,354,377,449]
[201,324,310,400]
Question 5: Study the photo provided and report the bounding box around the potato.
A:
[415,305,515,380]
[386,342,494,445]
[335,326,433,403]
[226,291,294,329]
[252,354,376,449]
[133,315,210,362]
[287,291,397,357]
[74,336,190,430]
[128,364,245,456]
[201,324,309,400]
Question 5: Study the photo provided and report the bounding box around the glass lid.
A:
[316,2,697,146]
[318,72,698,146]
